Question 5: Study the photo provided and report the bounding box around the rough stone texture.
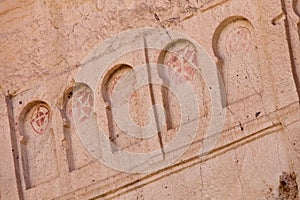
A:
[0,0,300,199]
[279,172,298,200]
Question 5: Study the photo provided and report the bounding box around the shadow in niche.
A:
[292,0,300,39]
[62,88,75,172]
[157,46,172,131]
[280,0,300,101]
[298,22,300,41]
[158,45,178,131]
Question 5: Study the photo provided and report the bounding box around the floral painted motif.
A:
[165,46,198,84]
[73,86,94,123]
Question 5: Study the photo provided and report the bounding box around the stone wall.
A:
[0,0,300,199]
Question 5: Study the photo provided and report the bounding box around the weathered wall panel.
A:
[0,0,299,199]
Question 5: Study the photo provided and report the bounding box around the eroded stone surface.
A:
[279,172,299,200]
[0,0,300,199]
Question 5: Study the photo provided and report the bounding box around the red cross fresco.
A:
[30,105,50,134]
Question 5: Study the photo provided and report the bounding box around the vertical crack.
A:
[143,37,165,159]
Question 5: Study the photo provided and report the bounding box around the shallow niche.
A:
[293,0,300,36]
[294,0,300,17]
[18,101,57,189]
[213,17,262,105]
[158,39,207,130]
[101,64,145,152]
[63,83,95,171]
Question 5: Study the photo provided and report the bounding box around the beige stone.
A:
[0,0,299,199]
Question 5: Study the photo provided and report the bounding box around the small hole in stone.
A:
[255,111,261,117]
[19,101,22,105]
[68,91,73,99]
[280,180,287,186]
[239,122,244,131]
[75,62,81,68]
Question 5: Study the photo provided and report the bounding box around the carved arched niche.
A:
[213,17,261,105]
[158,39,208,130]
[294,0,300,17]
[293,0,300,36]
[18,101,57,189]
[101,64,145,152]
[62,83,95,172]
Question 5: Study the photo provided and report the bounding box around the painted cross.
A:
[30,105,50,134]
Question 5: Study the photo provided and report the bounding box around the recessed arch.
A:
[293,0,300,17]
[101,64,142,152]
[158,39,207,130]
[212,16,261,105]
[62,83,95,171]
[18,101,57,189]
[101,64,134,103]
[212,16,254,60]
